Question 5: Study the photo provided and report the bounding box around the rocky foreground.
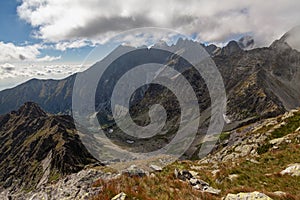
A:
[0,106,299,199]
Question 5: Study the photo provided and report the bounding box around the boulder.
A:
[280,163,300,176]
[224,191,272,200]
[174,169,220,195]
[111,192,127,200]
[149,164,162,172]
[122,165,149,177]
[202,186,221,195]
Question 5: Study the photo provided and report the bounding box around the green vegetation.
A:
[219,132,231,142]
[271,112,300,139]
[49,170,61,183]
[257,143,273,155]
[214,142,300,199]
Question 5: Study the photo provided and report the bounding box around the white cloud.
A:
[0,63,90,91]
[0,41,61,62]
[17,0,300,47]
[1,63,15,71]
[54,39,93,51]
[285,26,300,51]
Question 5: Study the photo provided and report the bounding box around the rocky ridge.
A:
[0,102,99,193]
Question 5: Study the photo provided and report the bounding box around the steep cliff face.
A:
[0,102,99,191]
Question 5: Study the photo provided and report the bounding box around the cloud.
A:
[0,41,61,62]
[285,26,300,51]
[0,63,90,91]
[17,0,300,47]
[54,39,93,51]
[1,63,15,71]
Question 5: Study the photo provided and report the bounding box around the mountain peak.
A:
[17,102,47,118]
[269,38,292,51]
[238,35,254,49]
[221,40,243,56]
[278,26,300,52]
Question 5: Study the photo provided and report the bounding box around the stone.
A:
[192,184,202,190]
[149,164,162,172]
[273,191,286,196]
[246,158,260,164]
[174,169,193,181]
[203,186,221,195]
[181,170,193,180]
[211,169,220,177]
[280,163,300,176]
[189,170,199,177]
[111,192,127,200]
[224,191,272,200]
[174,169,179,179]
[122,165,149,177]
[228,174,239,181]
[189,178,199,186]
[238,145,253,157]
[269,137,285,145]
[174,168,221,195]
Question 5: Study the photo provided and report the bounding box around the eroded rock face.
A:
[224,191,273,200]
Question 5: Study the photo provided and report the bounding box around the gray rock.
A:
[203,186,221,195]
[122,165,149,177]
[1,168,116,200]
[224,191,272,200]
[175,169,220,195]
[189,178,199,186]
[111,192,127,200]
[280,163,300,176]
[149,164,162,172]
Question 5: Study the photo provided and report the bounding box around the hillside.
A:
[2,107,299,199]
[0,102,99,192]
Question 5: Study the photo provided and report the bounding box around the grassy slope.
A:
[91,112,300,200]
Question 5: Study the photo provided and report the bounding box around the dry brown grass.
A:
[91,171,218,200]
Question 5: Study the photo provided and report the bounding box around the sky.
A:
[1,0,300,91]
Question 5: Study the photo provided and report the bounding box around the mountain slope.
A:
[0,76,75,115]
[0,34,300,156]
[0,35,299,122]
[0,102,99,191]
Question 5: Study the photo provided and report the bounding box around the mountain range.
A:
[1,32,300,124]
[1,29,300,199]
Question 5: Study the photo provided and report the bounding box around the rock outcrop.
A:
[174,169,221,195]
[280,163,300,176]
[224,191,272,200]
